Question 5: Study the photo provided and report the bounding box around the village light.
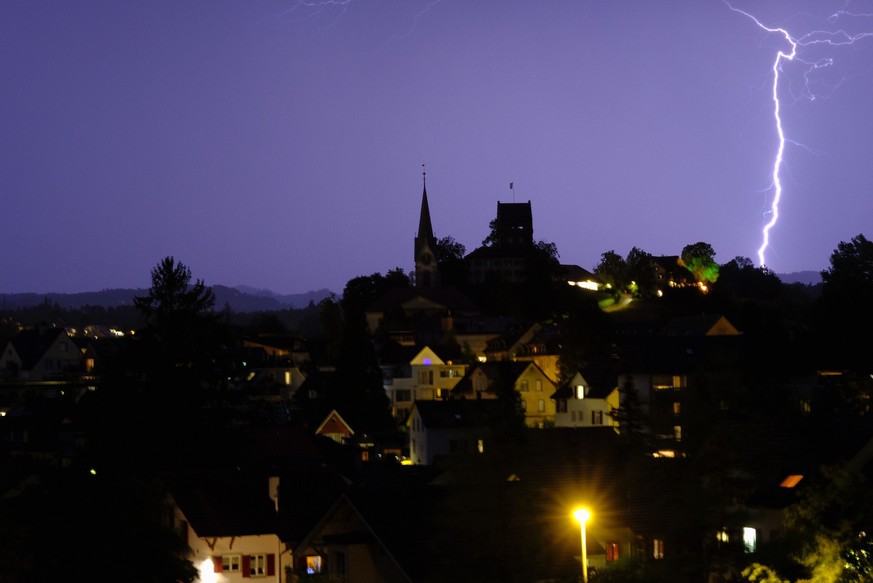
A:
[573,507,591,583]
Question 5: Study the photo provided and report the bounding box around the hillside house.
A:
[452,361,557,427]
[553,367,619,429]
[0,326,83,381]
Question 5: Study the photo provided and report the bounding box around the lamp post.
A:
[573,508,591,583]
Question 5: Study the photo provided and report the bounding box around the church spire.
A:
[417,168,435,244]
[414,166,439,288]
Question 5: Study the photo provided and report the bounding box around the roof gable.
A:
[7,327,69,369]
[410,346,445,366]
[315,409,355,438]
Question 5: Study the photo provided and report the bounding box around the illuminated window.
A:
[249,554,267,577]
[435,387,451,399]
[780,474,803,488]
[673,402,681,415]
[743,527,757,553]
[653,539,665,559]
[222,555,241,572]
[717,529,729,543]
[673,425,682,441]
[576,385,585,399]
[477,439,484,453]
[306,556,323,574]
[606,542,620,562]
[651,375,673,390]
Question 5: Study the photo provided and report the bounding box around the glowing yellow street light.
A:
[573,507,591,583]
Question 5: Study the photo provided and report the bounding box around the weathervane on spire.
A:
[422,163,426,187]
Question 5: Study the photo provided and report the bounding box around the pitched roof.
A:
[553,363,617,399]
[660,314,741,336]
[163,470,280,537]
[6,327,67,369]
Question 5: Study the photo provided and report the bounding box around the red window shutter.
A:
[242,555,251,578]
[213,557,223,573]
[267,554,276,576]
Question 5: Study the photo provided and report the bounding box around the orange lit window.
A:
[780,474,803,488]
[606,542,620,562]
[306,556,323,574]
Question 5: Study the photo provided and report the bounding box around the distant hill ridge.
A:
[0,286,334,313]
[777,271,822,286]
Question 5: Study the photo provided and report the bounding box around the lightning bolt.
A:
[727,2,873,268]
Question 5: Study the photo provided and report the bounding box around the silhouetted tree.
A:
[133,256,218,376]
[716,256,782,301]
[134,256,215,328]
[610,375,649,451]
[434,236,468,286]
[434,236,466,263]
[595,250,629,292]
[626,246,657,297]
[781,463,873,582]
[325,271,401,436]
[816,234,873,370]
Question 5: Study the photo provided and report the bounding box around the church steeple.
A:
[417,172,435,245]
[414,169,439,288]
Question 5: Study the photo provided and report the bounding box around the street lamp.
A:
[573,507,591,583]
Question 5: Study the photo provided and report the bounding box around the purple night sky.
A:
[3,0,873,295]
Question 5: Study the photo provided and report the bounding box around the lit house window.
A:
[606,542,620,562]
[306,556,323,574]
[249,554,267,577]
[673,425,682,441]
[222,555,241,572]
[743,527,757,553]
[653,539,665,559]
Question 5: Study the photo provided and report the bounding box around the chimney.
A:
[268,476,280,513]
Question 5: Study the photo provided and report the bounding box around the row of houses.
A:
[1,187,856,581]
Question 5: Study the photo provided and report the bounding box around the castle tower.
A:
[414,172,440,288]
